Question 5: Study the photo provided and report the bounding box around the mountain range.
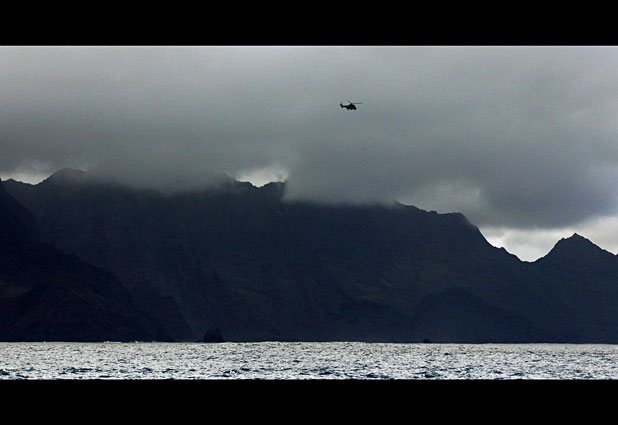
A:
[3,168,618,343]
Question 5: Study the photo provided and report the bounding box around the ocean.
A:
[1,341,617,380]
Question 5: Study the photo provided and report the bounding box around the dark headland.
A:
[2,169,618,343]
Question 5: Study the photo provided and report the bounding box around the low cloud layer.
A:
[2,46,618,258]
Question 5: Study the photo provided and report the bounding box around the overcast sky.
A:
[2,45,618,261]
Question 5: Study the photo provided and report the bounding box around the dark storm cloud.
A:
[2,46,618,229]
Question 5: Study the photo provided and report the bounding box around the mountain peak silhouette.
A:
[538,233,614,264]
[43,168,90,184]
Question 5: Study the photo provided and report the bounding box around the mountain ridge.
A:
[4,171,618,342]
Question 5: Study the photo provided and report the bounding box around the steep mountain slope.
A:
[526,234,618,342]
[0,178,172,342]
[7,169,618,342]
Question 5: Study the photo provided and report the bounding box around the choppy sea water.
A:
[1,342,617,380]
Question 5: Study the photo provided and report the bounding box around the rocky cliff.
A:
[0,178,172,341]
[5,169,618,342]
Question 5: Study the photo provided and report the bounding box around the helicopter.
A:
[340,101,363,111]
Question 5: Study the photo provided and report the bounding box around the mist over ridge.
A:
[4,166,617,264]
